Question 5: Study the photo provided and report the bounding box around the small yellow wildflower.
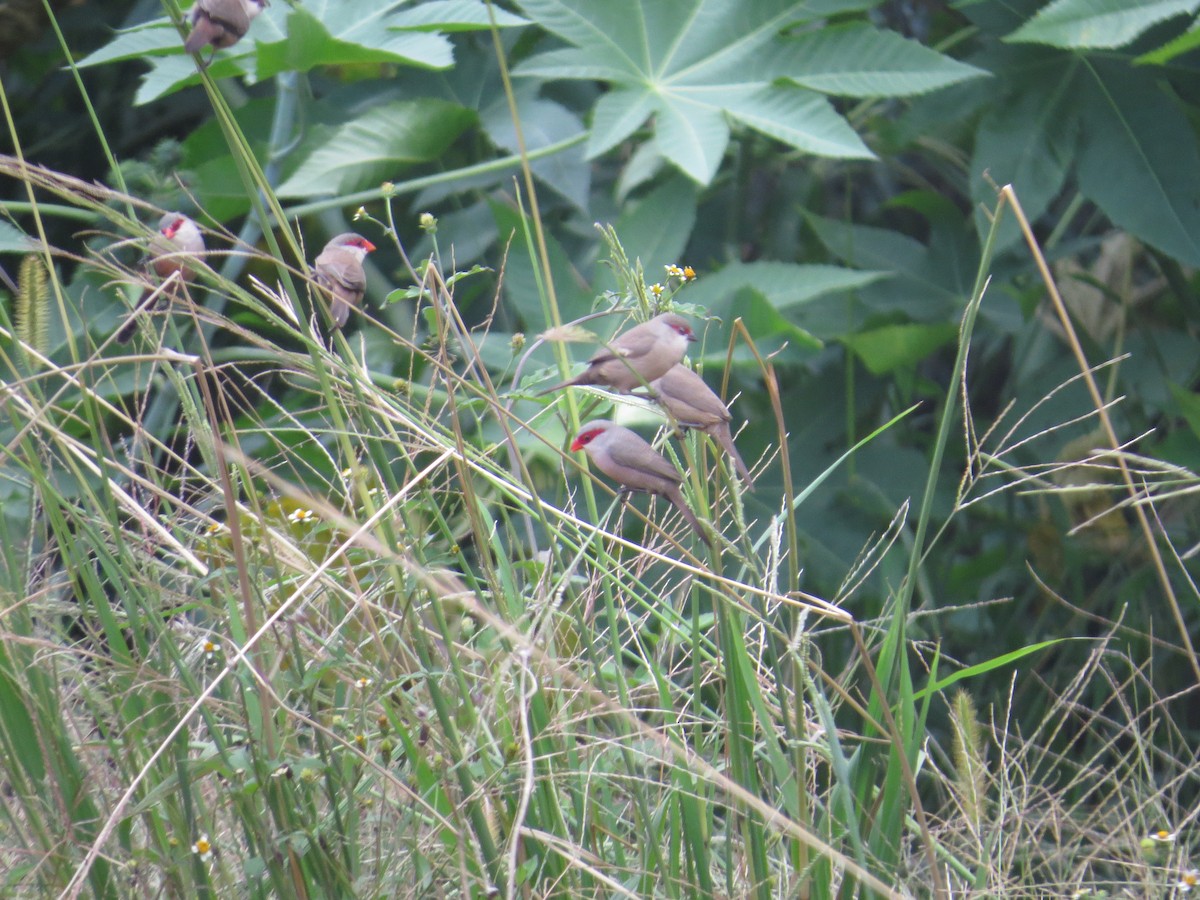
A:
[682,265,696,281]
[288,508,317,524]
[665,264,684,279]
[1181,869,1200,893]
[650,283,664,298]
[355,677,373,689]
[201,640,218,662]
[1152,829,1178,843]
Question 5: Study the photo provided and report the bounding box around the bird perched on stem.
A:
[116,212,205,344]
[313,233,376,328]
[571,419,707,539]
[540,313,696,395]
[649,364,753,487]
[184,0,267,58]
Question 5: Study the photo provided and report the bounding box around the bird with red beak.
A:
[184,0,268,57]
[116,212,205,344]
[571,419,706,539]
[649,364,753,487]
[540,313,696,394]
[313,232,376,328]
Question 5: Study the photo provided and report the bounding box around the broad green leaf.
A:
[0,221,35,252]
[806,213,966,319]
[654,100,730,186]
[480,85,589,209]
[1137,20,1200,64]
[1076,60,1200,267]
[683,261,888,313]
[255,4,453,78]
[709,286,823,358]
[769,23,989,97]
[182,97,278,221]
[76,21,183,67]
[515,0,977,182]
[841,322,958,374]
[970,58,1080,250]
[726,85,873,160]
[1007,0,1196,49]
[392,0,527,31]
[277,99,475,198]
[611,177,698,278]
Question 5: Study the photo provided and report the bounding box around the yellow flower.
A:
[1151,829,1178,843]
[665,264,683,278]
[288,508,317,524]
[355,677,373,689]
[650,283,664,298]
[192,835,213,861]
[682,265,696,281]
[203,522,226,536]
[1181,869,1200,892]
[201,640,218,662]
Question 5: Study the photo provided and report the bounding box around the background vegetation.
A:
[2,0,1199,896]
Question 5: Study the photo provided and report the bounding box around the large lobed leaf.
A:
[80,0,525,103]
[1006,0,1196,50]
[513,0,985,184]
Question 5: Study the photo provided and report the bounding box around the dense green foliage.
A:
[2,0,1200,896]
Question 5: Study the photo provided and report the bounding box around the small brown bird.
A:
[571,419,706,539]
[184,0,267,57]
[116,212,205,343]
[649,364,753,486]
[540,313,696,394]
[313,232,376,328]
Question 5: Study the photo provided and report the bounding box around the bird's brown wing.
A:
[606,435,682,488]
[314,252,365,296]
[656,369,729,427]
[587,320,656,365]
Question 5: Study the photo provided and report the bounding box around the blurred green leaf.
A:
[1076,60,1200,267]
[277,99,475,198]
[1006,0,1195,49]
[841,322,958,374]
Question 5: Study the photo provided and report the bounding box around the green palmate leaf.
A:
[1076,60,1200,267]
[841,322,958,374]
[768,22,990,96]
[255,4,448,77]
[76,21,184,67]
[725,84,872,160]
[276,99,476,198]
[1006,0,1196,49]
[517,0,973,183]
[970,55,1079,250]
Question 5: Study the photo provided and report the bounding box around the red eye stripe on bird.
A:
[571,419,707,539]
[115,213,205,344]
